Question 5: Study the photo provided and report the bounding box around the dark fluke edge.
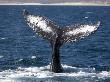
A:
[23,9,100,73]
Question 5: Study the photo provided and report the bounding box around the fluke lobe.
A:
[23,9,100,73]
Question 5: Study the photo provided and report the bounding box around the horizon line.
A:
[0,2,109,6]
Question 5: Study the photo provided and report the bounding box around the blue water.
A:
[0,6,110,82]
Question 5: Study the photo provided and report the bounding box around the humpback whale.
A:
[23,9,100,73]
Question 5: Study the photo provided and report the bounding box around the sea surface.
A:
[0,5,110,82]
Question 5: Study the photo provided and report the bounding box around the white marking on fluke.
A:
[27,15,52,33]
[66,24,98,35]
[63,21,100,43]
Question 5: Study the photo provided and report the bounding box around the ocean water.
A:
[0,5,110,82]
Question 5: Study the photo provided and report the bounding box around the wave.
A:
[0,55,3,59]
[0,37,6,40]
[84,17,89,19]
[0,64,110,82]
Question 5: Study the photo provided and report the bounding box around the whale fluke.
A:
[23,10,100,73]
[62,21,100,44]
[23,9,60,46]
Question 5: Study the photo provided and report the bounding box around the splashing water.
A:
[0,64,110,82]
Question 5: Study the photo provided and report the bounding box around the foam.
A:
[31,56,36,59]
[0,64,110,82]
[84,16,89,19]
[18,59,23,61]
[0,55,3,58]
[0,38,6,40]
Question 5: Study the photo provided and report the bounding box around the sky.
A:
[0,0,110,3]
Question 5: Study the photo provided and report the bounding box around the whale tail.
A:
[23,9,100,73]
